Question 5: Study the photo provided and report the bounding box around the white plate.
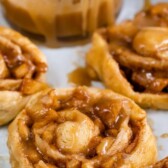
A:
[0,0,168,167]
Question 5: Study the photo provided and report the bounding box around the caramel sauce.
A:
[0,40,47,93]
[60,88,127,133]
[68,67,92,86]
[3,0,120,47]
[93,99,122,129]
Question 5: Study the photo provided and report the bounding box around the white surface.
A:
[0,0,168,167]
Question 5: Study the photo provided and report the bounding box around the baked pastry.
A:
[2,0,122,45]
[8,86,157,168]
[134,2,168,28]
[0,26,48,126]
[153,157,168,168]
[86,21,168,109]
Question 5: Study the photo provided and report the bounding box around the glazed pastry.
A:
[8,86,157,168]
[153,157,168,168]
[0,26,48,126]
[2,0,122,45]
[134,2,168,27]
[86,21,168,109]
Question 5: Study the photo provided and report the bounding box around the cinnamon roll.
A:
[8,86,157,168]
[86,21,168,109]
[0,26,48,126]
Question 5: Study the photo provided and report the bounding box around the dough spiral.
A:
[0,26,47,125]
[8,87,157,168]
[86,21,168,109]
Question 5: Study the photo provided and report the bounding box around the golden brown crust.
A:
[86,21,168,109]
[0,26,48,125]
[8,86,157,168]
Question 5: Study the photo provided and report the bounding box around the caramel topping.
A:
[108,21,168,93]
[133,28,168,59]
[93,99,122,129]
[132,71,168,93]
[68,67,92,86]
[0,27,47,94]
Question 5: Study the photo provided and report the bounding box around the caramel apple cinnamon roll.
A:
[86,21,168,109]
[0,26,48,126]
[8,87,157,168]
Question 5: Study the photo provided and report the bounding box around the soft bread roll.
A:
[8,86,157,168]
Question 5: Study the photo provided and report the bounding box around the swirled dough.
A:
[8,86,157,168]
[86,21,168,109]
[0,26,48,125]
